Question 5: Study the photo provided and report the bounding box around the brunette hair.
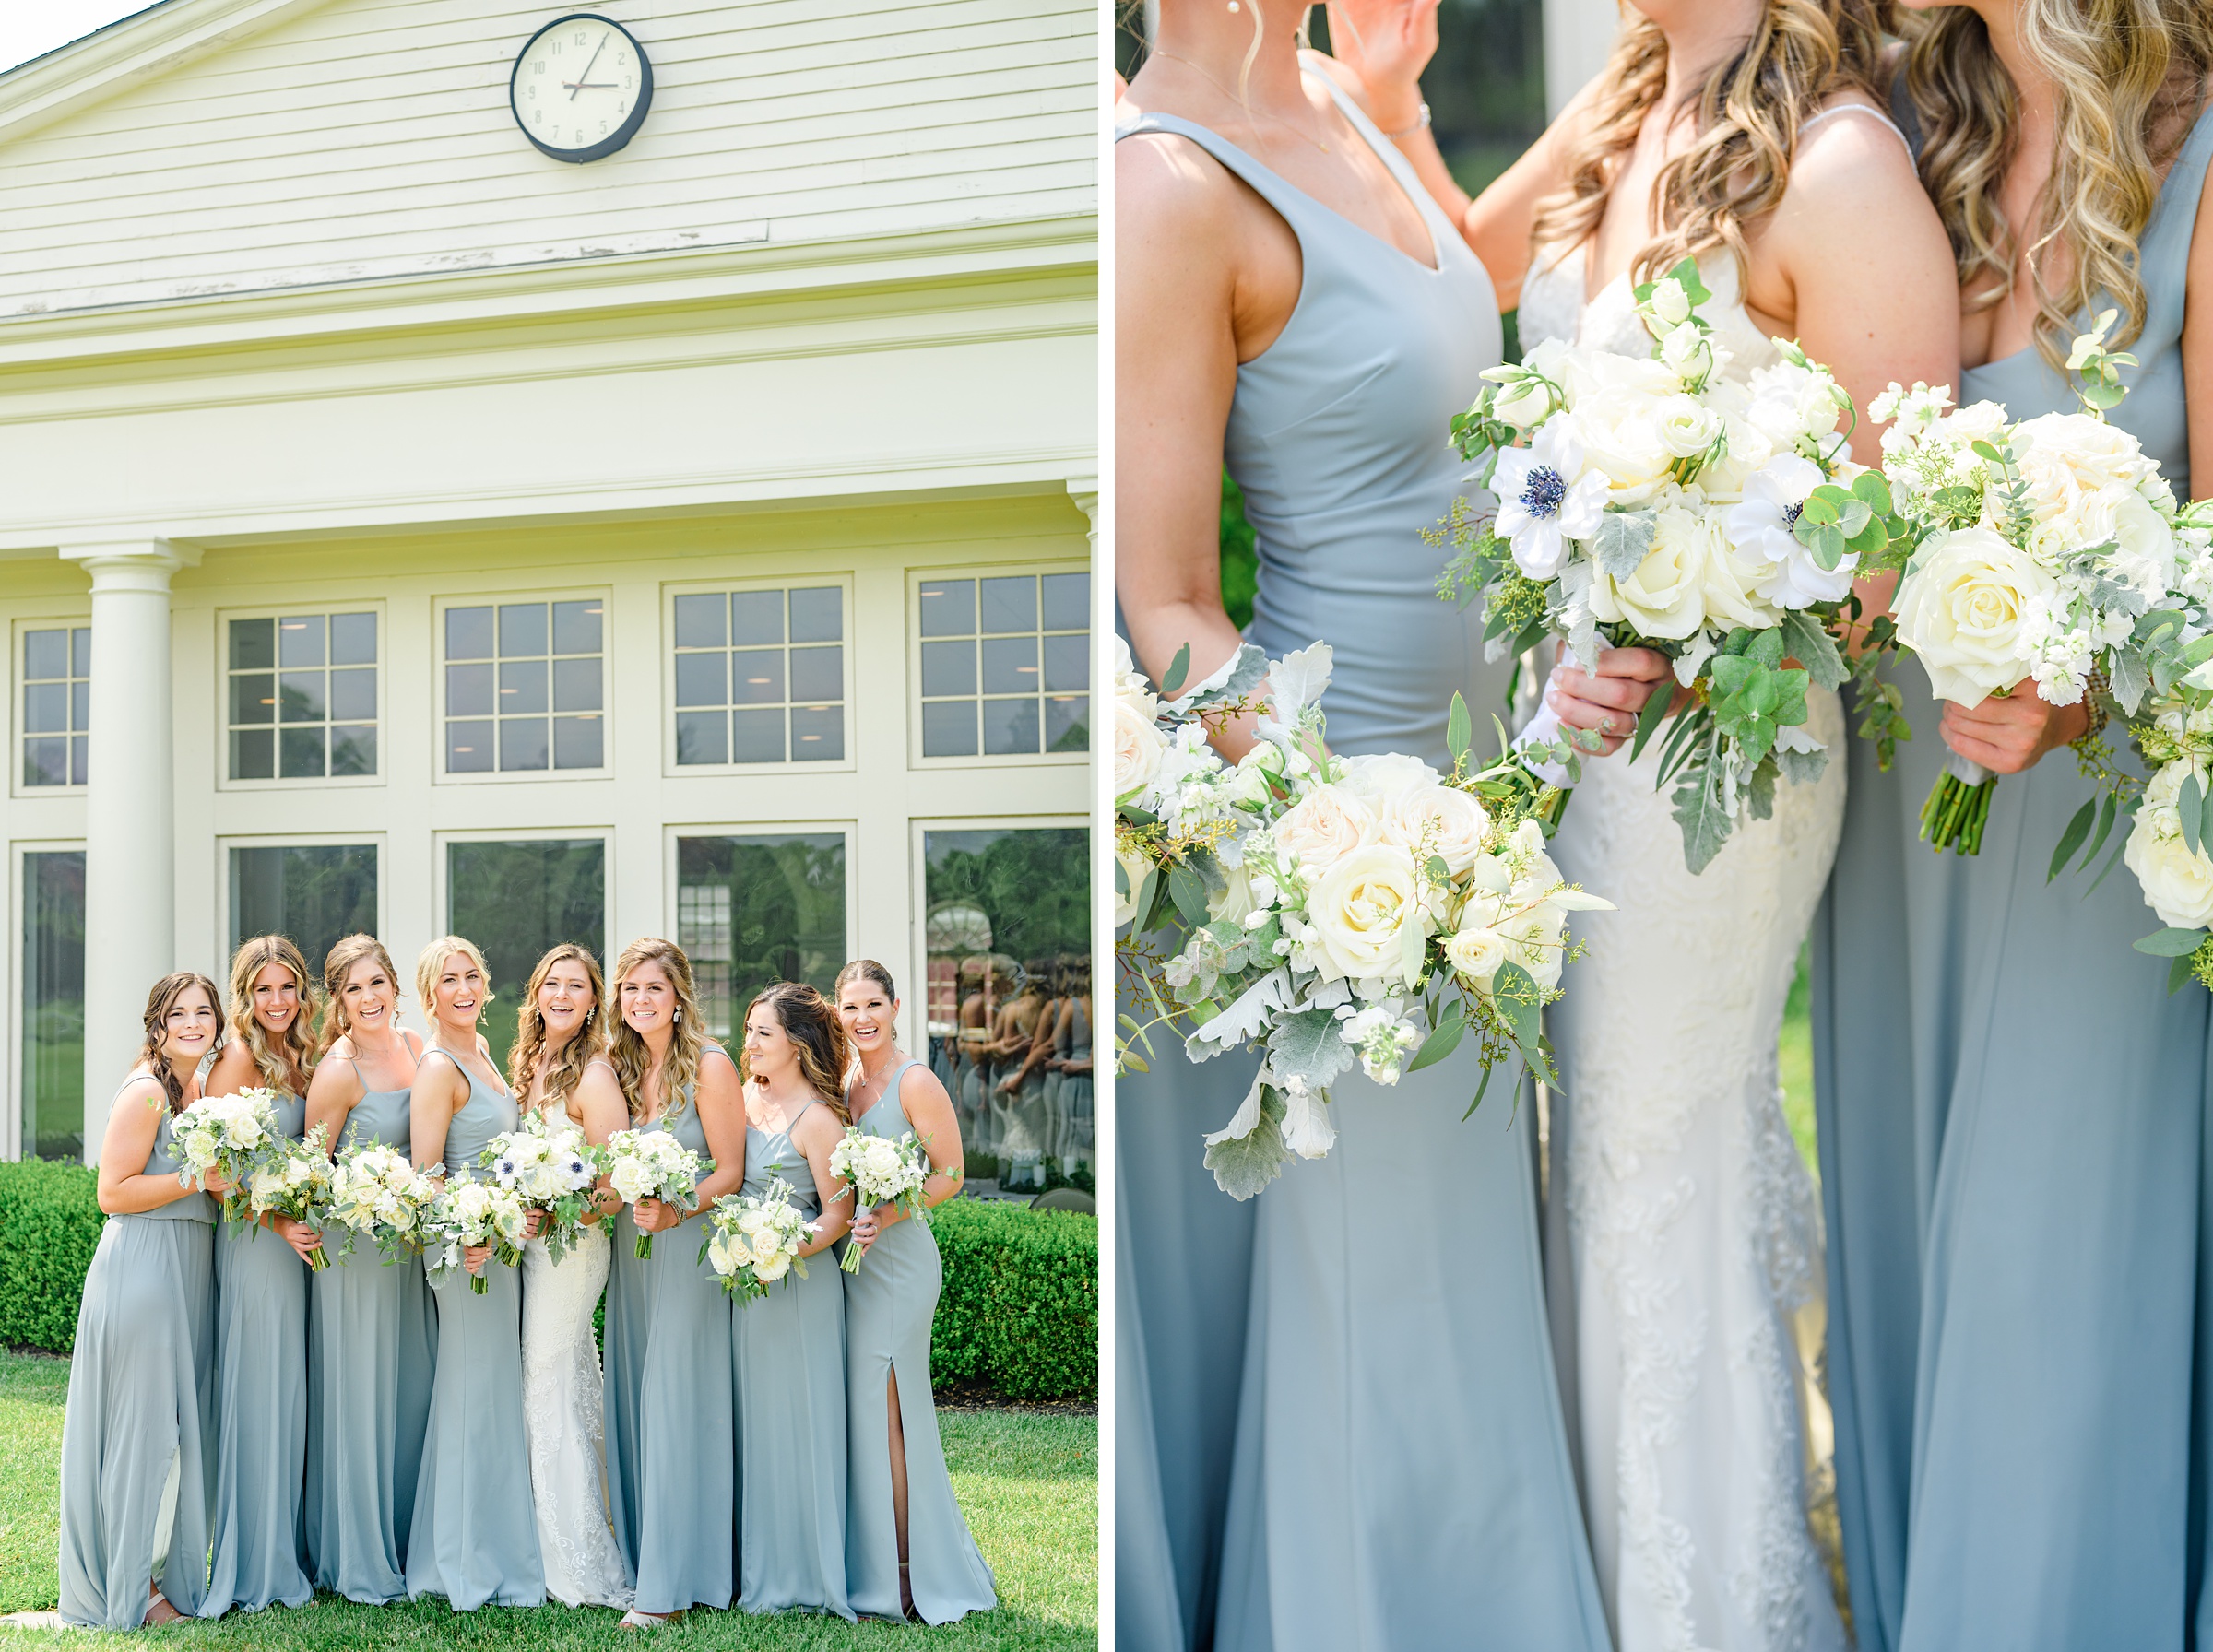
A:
[608,938,707,1121]
[140,972,223,1112]
[318,934,402,1059]
[740,982,853,1124]
[509,942,607,1125]
[834,958,898,1002]
[225,936,316,1097]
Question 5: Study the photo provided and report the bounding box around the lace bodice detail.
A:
[1520,243,1783,381]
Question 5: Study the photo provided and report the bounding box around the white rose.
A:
[609,1159,653,1203]
[1272,784,1377,874]
[1657,323,1712,383]
[755,1252,792,1282]
[1443,921,1511,985]
[1590,500,1711,640]
[1305,844,1426,985]
[1746,359,1843,450]
[1701,507,1785,631]
[1561,352,1680,506]
[1115,692,1167,801]
[1655,394,1722,460]
[1490,372,1558,430]
[1337,752,1440,808]
[1893,525,2056,703]
[1649,277,1692,326]
[2125,763,2213,929]
[1377,782,1491,875]
[2012,410,2159,505]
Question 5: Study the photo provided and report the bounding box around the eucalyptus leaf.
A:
[1160,643,1190,697]
[1405,1001,1467,1074]
[1168,861,1210,926]
[2050,798,2096,882]
[2135,926,2209,957]
[1492,961,1544,1065]
[1448,690,1473,761]
[2183,773,2202,859]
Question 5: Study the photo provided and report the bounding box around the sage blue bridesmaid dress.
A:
[843,1059,995,1622]
[304,1068,437,1602]
[1815,98,2213,1652]
[1117,71,1608,1652]
[735,1101,853,1619]
[602,1080,736,1614]
[202,1087,311,1617]
[57,1094,216,1628]
[406,1056,542,1609]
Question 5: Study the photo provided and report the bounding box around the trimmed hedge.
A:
[0,1162,1097,1399]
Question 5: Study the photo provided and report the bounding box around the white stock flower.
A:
[1589,499,1712,640]
[1745,359,1844,451]
[1491,419,1609,579]
[1272,784,1377,874]
[1304,845,1426,986]
[1893,526,2057,703]
[1338,1002,1420,1086]
[2125,761,2213,929]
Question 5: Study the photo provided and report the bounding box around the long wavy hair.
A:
[318,934,402,1060]
[1530,1,1890,292]
[608,938,707,1121]
[739,982,854,1125]
[1902,0,2211,366]
[140,972,224,1112]
[226,936,316,1097]
[509,943,607,1126]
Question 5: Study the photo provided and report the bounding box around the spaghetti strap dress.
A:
[1816,97,2213,1652]
[735,1100,853,1619]
[406,1055,543,1609]
[57,1094,217,1628]
[843,1059,996,1622]
[202,1087,311,1616]
[1117,71,1608,1652]
[602,1080,736,1614]
[304,1069,438,1602]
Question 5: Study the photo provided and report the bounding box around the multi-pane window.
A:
[21,848,85,1161]
[227,612,378,781]
[21,626,89,788]
[444,599,606,774]
[672,585,846,765]
[917,572,1090,758]
[447,837,606,1070]
[675,832,847,1037]
[229,844,379,977]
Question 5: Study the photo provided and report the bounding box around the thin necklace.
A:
[855,1052,898,1109]
[1151,50,1332,154]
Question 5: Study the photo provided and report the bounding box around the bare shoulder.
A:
[1116,110,1245,252]
[1790,96,1921,194]
[205,1044,258,1092]
[898,1057,952,1111]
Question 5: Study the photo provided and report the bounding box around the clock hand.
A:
[562,80,618,90]
[569,31,609,100]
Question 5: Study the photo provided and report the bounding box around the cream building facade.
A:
[0,0,1097,1163]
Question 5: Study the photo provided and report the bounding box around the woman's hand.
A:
[524,1208,546,1241]
[201,1165,234,1197]
[1545,648,1675,754]
[272,1214,322,1265]
[1939,677,2090,774]
[462,1244,493,1277]
[1326,0,1442,130]
[850,1206,882,1251]
[632,1196,683,1235]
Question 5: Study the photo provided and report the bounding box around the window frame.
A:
[907,811,1090,1066]
[432,825,615,961]
[660,574,858,779]
[9,836,87,1163]
[905,563,1092,771]
[214,831,388,975]
[11,617,90,800]
[661,819,860,1042]
[214,601,388,794]
[432,587,615,786]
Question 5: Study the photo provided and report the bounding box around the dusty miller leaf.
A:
[1202,1085,1288,1200]
[1592,511,1658,578]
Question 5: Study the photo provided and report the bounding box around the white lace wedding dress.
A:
[1521,242,1848,1652]
[521,1216,633,1608]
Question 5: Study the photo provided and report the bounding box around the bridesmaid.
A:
[1812,6,2213,1649]
[735,983,857,1620]
[601,938,745,1627]
[1118,3,1603,1645]
[200,938,322,1617]
[302,933,435,1603]
[404,936,544,1609]
[834,961,996,1623]
[57,974,224,1628]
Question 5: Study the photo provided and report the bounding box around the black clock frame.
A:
[510,12,654,164]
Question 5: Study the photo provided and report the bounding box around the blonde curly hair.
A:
[225,936,317,1098]
[508,943,607,1126]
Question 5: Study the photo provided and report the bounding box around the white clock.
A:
[510,13,653,164]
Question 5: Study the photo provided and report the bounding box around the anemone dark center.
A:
[1781,501,1805,530]
[1520,465,1568,519]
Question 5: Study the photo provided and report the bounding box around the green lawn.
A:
[0,1351,1094,1649]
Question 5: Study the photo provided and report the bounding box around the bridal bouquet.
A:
[604,1127,710,1259]
[479,1110,607,1266]
[700,1176,818,1303]
[1878,313,2197,854]
[325,1139,440,1263]
[1115,636,1611,1200]
[826,1125,932,1273]
[242,1122,336,1270]
[420,1170,530,1294]
[169,1088,285,1220]
[1440,258,1890,871]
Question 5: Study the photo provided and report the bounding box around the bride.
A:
[1336,2,1955,1646]
[507,943,634,1610]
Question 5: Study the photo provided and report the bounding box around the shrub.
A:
[0,1163,1099,1399]
[931,1198,1097,1401]
[0,1162,104,1355]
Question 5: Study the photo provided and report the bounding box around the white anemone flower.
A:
[1725,453,1857,608]
[1492,421,1609,579]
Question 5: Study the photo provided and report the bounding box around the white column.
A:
[1543,0,1622,117]
[63,539,189,1163]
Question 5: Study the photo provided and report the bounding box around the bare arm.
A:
[203,1044,261,1100]
[2185,134,2213,500]
[793,1109,858,1259]
[688,1047,748,1213]
[574,1060,634,1223]
[96,1079,201,1215]
[1116,129,1264,759]
[303,1051,363,1159]
[408,1051,467,1174]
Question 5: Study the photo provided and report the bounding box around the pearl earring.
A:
[673,1008,681,1024]
[1226,1,1238,9]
